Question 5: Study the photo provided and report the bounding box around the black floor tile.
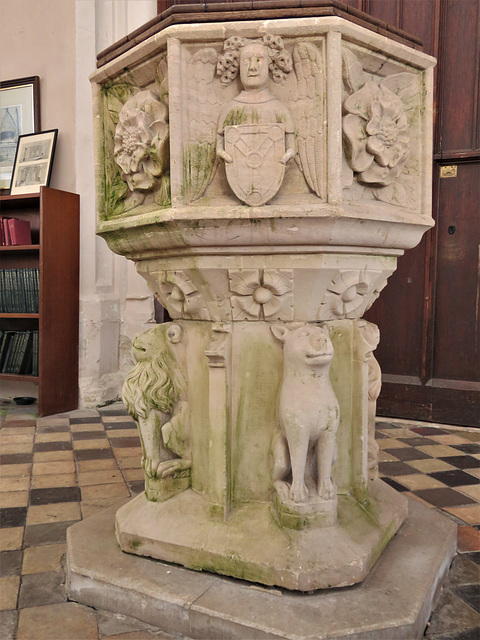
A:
[430,470,480,488]
[380,477,409,492]
[383,447,432,462]
[24,520,79,548]
[376,421,397,429]
[398,437,438,447]
[412,427,447,436]
[427,626,480,640]
[71,431,107,441]
[0,610,18,640]
[0,453,32,465]
[454,585,480,614]
[378,461,419,476]
[128,480,145,496]
[464,553,480,566]
[98,407,129,416]
[439,456,480,470]
[73,448,115,461]
[0,550,23,577]
[452,443,480,455]
[69,417,103,424]
[425,589,480,638]
[18,571,66,608]
[414,488,476,508]
[34,441,72,452]
[29,487,82,506]
[447,555,480,587]
[0,507,27,528]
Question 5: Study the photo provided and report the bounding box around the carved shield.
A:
[224,124,286,207]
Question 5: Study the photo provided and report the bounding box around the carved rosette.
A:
[343,82,410,188]
[341,47,421,210]
[318,270,382,321]
[229,269,293,321]
[156,271,210,320]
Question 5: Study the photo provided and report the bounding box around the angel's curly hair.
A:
[216,35,293,86]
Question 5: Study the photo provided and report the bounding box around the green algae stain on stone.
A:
[183,142,217,204]
[232,326,282,503]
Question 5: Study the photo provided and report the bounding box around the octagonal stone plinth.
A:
[116,479,406,591]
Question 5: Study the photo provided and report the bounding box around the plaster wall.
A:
[0,0,157,407]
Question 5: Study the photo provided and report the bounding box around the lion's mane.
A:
[122,346,186,422]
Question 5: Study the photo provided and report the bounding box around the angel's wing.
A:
[184,49,222,203]
[289,42,326,200]
[156,52,169,106]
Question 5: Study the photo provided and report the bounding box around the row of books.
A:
[0,268,39,314]
[0,330,38,376]
[0,217,32,246]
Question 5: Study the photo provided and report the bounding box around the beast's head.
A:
[271,323,334,369]
[122,323,186,421]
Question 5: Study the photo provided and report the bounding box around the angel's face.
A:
[240,44,269,90]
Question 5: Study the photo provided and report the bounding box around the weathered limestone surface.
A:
[66,498,457,639]
[87,13,437,590]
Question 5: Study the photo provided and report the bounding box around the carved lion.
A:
[122,323,190,480]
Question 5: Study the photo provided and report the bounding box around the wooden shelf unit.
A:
[0,187,80,416]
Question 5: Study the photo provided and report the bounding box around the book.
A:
[0,268,39,313]
[8,218,31,246]
[1,217,11,245]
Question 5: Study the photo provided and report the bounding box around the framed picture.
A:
[10,129,58,195]
[0,76,40,190]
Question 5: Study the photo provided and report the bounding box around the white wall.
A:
[0,0,77,192]
[0,0,157,407]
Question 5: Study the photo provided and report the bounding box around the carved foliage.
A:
[100,56,170,219]
[229,269,293,321]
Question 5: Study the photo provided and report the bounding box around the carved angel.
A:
[183,36,326,205]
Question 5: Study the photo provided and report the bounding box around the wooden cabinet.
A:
[0,187,79,417]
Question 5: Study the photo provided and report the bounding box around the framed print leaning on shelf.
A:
[0,76,40,190]
[10,129,57,195]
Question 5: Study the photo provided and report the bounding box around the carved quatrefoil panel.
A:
[229,269,294,321]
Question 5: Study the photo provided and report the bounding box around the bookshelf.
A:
[0,187,79,416]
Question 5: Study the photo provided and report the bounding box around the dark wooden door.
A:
[157,0,480,426]
[356,0,480,427]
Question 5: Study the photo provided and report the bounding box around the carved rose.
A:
[114,90,168,191]
[229,269,293,321]
[343,81,410,187]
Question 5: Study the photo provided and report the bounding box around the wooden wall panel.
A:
[367,0,399,26]
[433,162,480,381]
[439,0,480,154]
[365,242,428,378]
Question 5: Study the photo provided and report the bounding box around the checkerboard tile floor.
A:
[0,404,479,640]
